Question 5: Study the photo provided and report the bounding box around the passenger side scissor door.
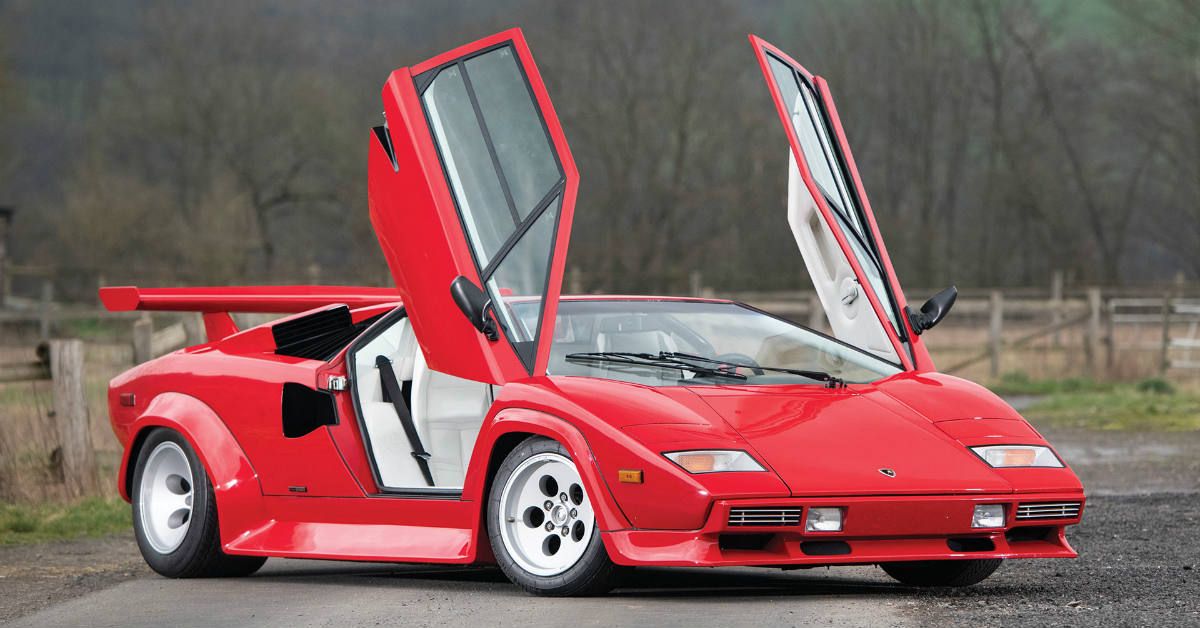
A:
[750,35,928,369]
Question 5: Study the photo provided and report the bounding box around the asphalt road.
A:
[3,428,1197,627]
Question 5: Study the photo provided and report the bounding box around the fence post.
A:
[38,279,53,340]
[182,313,205,346]
[808,292,824,330]
[1050,270,1064,347]
[568,267,583,295]
[989,290,1004,378]
[132,315,153,364]
[49,339,97,498]
[689,271,703,297]
[1160,293,1172,375]
[1105,296,1116,373]
[1085,288,1102,377]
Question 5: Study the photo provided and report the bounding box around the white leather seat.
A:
[410,350,492,488]
[353,316,492,490]
[355,318,429,489]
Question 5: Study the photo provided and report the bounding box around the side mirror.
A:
[450,276,499,341]
[906,285,957,335]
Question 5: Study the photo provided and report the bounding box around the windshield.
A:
[515,300,900,387]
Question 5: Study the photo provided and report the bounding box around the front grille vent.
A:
[1016,502,1081,520]
[728,507,802,527]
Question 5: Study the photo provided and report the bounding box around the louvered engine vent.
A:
[1015,502,1082,520]
[273,306,383,361]
[728,507,803,527]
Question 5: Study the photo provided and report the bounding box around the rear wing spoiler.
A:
[99,285,403,342]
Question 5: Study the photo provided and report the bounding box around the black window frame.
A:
[764,51,913,360]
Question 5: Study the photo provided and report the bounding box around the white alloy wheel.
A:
[137,441,194,554]
[497,452,594,577]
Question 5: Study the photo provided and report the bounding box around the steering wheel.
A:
[714,353,765,376]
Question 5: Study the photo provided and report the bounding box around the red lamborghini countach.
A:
[99,30,1084,596]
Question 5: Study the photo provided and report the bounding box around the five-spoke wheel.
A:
[137,441,194,554]
[488,436,621,595]
[498,452,594,576]
[131,429,265,578]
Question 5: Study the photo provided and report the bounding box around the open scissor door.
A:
[368,28,577,383]
[750,35,930,369]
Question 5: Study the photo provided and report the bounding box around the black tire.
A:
[881,558,1003,587]
[131,428,266,578]
[487,436,622,596]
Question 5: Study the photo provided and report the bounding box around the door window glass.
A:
[421,43,567,373]
[464,48,560,220]
[764,53,900,331]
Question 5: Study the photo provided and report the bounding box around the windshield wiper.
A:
[564,352,747,381]
[661,351,846,388]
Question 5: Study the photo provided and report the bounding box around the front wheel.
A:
[881,558,1003,587]
[131,428,266,578]
[487,436,621,596]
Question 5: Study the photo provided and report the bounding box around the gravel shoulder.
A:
[0,534,146,623]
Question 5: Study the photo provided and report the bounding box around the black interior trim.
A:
[376,353,435,486]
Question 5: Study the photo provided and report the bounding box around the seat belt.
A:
[375,355,435,487]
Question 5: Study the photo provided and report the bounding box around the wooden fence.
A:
[721,286,1200,379]
[0,339,97,498]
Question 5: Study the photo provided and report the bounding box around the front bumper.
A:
[603,492,1084,567]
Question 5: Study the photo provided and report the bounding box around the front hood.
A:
[687,383,1014,497]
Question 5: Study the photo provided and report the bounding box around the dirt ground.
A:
[0,534,144,623]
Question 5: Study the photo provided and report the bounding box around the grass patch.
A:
[1020,382,1200,431]
[990,371,1117,396]
[0,497,130,545]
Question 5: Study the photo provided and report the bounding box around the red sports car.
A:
[99,29,1084,596]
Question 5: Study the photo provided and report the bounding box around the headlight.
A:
[972,504,1005,528]
[663,450,765,473]
[970,445,1063,468]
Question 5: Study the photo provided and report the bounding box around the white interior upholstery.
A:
[410,350,492,488]
[353,317,493,490]
[787,152,899,362]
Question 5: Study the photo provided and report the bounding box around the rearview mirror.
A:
[906,286,957,335]
[450,276,499,341]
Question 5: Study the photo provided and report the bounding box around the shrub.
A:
[1136,377,1175,395]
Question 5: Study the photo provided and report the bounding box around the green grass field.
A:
[992,373,1200,431]
[0,497,130,545]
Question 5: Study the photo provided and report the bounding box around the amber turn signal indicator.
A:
[618,469,643,484]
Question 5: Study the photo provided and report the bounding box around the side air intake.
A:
[1015,502,1082,521]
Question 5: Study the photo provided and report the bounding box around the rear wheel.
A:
[487,436,621,596]
[132,429,266,578]
[881,558,1002,587]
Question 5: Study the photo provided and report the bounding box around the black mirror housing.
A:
[906,285,957,336]
[450,275,499,341]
